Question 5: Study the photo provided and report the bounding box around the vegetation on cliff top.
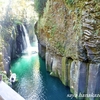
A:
[0,0,37,25]
[0,71,11,85]
[34,0,47,16]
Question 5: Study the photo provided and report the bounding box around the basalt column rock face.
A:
[38,42,46,59]
[78,1,100,100]
[36,0,68,82]
[36,0,100,100]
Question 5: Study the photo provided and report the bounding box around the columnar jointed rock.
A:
[36,0,100,100]
[78,1,100,100]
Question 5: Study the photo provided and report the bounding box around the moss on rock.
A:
[61,57,67,86]
[0,71,11,86]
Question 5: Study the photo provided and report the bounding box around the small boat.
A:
[9,73,16,83]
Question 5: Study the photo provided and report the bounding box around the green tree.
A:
[34,0,47,16]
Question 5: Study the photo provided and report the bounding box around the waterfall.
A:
[21,24,32,55]
[16,24,38,56]
[16,24,38,57]
[22,25,31,48]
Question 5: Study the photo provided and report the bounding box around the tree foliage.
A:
[0,0,37,24]
[34,0,47,16]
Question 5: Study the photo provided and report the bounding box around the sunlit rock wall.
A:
[36,0,100,99]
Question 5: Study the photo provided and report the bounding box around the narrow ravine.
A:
[0,1,99,100]
[11,42,76,100]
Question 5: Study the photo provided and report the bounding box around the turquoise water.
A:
[11,43,76,100]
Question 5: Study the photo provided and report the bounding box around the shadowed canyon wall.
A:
[36,0,100,99]
[0,22,34,76]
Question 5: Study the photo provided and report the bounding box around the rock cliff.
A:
[36,0,100,99]
[0,0,99,99]
[0,0,36,76]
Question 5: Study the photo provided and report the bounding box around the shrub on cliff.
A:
[34,0,47,16]
[0,71,11,86]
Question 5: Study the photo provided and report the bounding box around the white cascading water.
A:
[22,25,31,55]
[22,24,38,55]
[22,25,31,48]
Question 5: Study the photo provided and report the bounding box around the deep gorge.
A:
[0,0,100,100]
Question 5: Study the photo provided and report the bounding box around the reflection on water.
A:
[11,54,42,100]
[11,44,76,100]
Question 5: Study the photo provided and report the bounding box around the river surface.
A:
[11,42,76,100]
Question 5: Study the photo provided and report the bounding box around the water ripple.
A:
[11,54,76,100]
